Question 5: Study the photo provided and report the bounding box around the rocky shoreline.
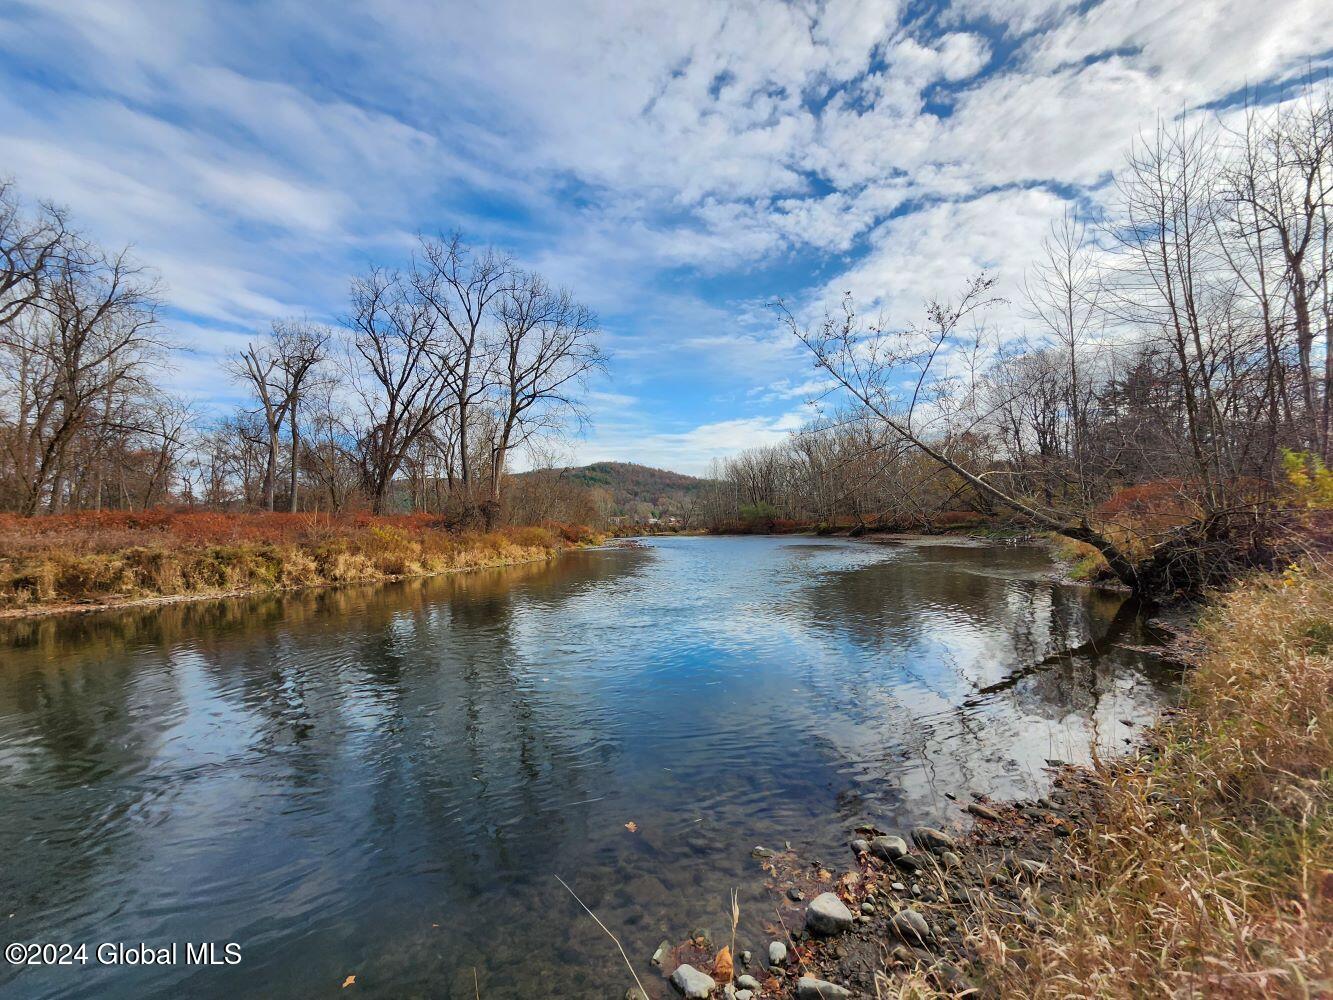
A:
[640,762,1119,1000]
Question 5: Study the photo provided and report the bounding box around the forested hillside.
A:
[543,462,705,521]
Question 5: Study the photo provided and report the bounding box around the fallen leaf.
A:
[624,821,638,833]
[713,946,733,980]
[342,975,356,988]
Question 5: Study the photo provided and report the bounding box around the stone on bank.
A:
[804,891,855,936]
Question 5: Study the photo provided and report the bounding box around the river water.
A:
[0,535,1175,999]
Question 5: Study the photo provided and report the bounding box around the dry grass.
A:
[967,564,1333,998]
[0,511,602,611]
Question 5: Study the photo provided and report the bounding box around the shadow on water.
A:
[0,538,1175,999]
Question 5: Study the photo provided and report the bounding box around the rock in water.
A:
[869,834,908,861]
[652,940,671,966]
[671,963,717,998]
[768,940,787,967]
[849,838,870,856]
[889,908,933,945]
[911,826,956,854]
[804,892,855,936]
[796,976,852,999]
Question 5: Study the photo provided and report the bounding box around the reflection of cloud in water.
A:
[0,537,1174,1000]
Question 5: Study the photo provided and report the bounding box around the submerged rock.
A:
[805,892,855,936]
[652,940,671,966]
[670,963,716,998]
[787,886,804,901]
[768,941,787,966]
[796,975,852,999]
[911,826,956,854]
[869,834,908,861]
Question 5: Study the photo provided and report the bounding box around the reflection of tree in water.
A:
[0,550,652,997]
[784,542,1176,830]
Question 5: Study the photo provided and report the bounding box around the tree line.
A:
[703,93,1333,597]
[0,184,605,526]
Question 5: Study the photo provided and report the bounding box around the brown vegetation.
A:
[0,511,600,613]
[964,565,1333,998]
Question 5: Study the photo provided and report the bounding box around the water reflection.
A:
[0,537,1175,999]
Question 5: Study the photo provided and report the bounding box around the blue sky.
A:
[1,1,1330,474]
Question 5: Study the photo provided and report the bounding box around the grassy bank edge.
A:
[0,521,605,620]
[962,565,1332,998]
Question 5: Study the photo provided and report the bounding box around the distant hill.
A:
[538,461,706,520]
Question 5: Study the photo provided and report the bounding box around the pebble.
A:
[736,975,760,991]
[849,838,870,856]
[739,950,750,967]
[736,992,753,1000]
[805,892,855,936]
[891,881,906,892]
[652,940,670,966]
[860,901,876,915]
[769,941,787,967]
[940,850,962,870]
[670,964,716,998]
[751,846,775,858]
[787,886,804,901]
[796,976,852,1000]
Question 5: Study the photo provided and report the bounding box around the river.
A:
[0,535,1175,998]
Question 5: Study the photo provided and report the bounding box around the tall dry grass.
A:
[970,565,1332,998]
[0,512,602,610]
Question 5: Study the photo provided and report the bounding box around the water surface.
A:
[0,536,1174,998]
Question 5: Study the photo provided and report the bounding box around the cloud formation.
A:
[1,0,1330,469]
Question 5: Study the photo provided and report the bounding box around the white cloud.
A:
[1,0,1330,471]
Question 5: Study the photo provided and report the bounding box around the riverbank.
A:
[648,564,1330,999]
[0,511,602,619]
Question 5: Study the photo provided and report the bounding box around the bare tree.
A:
[487,271,604,525]
[412,234,511,512]
[0,236,164,515]
[271,320,330,512]
[344,267,453,513]
[229,337,288,511]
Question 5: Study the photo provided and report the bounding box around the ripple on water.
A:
[0,536,1175,999]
